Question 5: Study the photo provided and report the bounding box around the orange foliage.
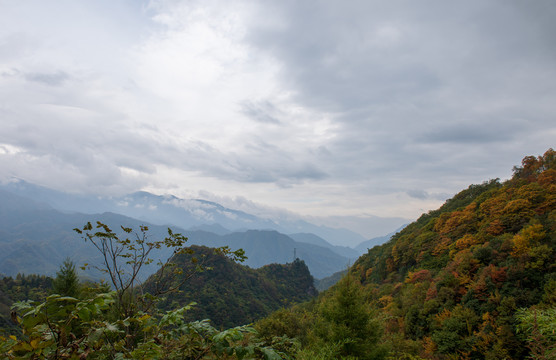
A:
[435,203,477,236]
[513,148,555,182]
[484,264,507,285]
[432,236,451,256]
[425,282,437,301]
[434,308,452,325]
[405,269,432,284]
[422,336,437,357]
[486,219,504,235]
[473,276,489,300]
[479,196,507,218]
[538,168,556,185]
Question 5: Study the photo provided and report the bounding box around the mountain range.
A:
[0,179,408,245]
[0,181,396,280]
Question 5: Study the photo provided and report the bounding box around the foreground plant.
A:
[2,293,295,359]
[1,222,296,359]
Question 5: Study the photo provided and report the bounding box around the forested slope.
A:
[144,245,317,328]
[257,149,555,359]
[351,149,555,358]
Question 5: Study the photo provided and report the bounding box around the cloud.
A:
[0,0,555,225]
[406,190,429,200]
[25,71,69,86]
[239,100,282,124]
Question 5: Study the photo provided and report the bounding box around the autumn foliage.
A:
[350,149,556,359]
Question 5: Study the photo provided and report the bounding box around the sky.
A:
[0,0,555,237]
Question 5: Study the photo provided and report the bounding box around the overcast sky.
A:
[1,0,555,236]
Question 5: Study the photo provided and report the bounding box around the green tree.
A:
[51,258,80,298]
[516,307,556,360]
[316,275,386,359]
[74,222,244,320]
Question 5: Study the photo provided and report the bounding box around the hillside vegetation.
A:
[144,245,317,328]
[257,149,556,359]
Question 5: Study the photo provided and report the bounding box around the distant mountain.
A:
[144,245,317,328]
[185,230,352,279]
[0,190,176,278]
[0,179,370,247]
[0,190,351,279]
[314,269,348,292]
[353,225,408,255]
[187,223,231,235]
[288,233,359,259]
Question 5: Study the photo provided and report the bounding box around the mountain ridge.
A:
[0,190,353,279]
[0,178,405,246]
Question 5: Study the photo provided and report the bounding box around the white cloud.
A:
[1,0,555,230]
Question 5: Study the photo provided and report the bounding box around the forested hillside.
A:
[351,149,555,358]
[144,245,317,328]
[257,149,556,359]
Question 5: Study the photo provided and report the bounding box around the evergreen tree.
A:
[316,274,386,359]
[52,258,80,298]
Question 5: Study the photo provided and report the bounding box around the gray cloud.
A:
[407,190,449,201]
[239,100,282,124]
[420,117,528,144]
[0,0,555,225]
[242,0,556,187]
[25,71,69,86]
[407,189,428,200]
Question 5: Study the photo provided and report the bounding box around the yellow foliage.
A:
[511,223,546,257]
[422,336,437,356]
[455,234,479,250]
[479,196,507,218]
[432,237,451,256]
[520,223,545,244]
[511,234,529,257]
[434,308,452,326]
[525,245,553,269]
[378,295,393,309]
[502,199,532,215]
